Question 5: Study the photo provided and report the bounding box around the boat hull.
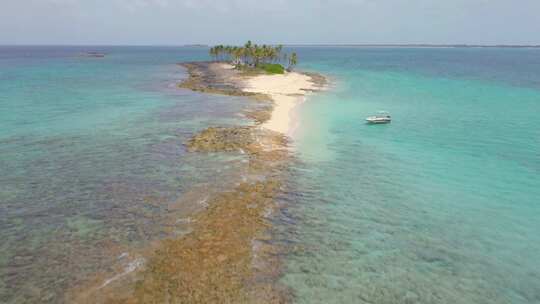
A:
[366,118,391,124]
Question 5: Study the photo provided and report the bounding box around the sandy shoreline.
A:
[179,61,327,137]
[239,68,322,136]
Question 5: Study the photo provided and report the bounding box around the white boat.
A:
[366,111,391,124]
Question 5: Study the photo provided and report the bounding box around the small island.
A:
[180,41,325,135]
[100,42,327,303]
[209,41,298,74]
[75,42,328,303]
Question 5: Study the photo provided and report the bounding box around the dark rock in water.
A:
[303,71,328,90]
[69,60,326,304]
[186,127,255,153]
[244,104,273,125]
[178,62,271,100]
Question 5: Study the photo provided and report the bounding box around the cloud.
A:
[1,0,539,45]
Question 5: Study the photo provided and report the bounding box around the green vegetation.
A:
[288,52,298,71]
[259,63,285,74]
[209,41,298,73]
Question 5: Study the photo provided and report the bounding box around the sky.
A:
[1,0,540,45]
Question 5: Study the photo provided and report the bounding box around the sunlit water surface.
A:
[0,46,258,303]
[2,46,539,304]
[278,47,540,304]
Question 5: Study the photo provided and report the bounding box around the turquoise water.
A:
[2,46,540,303]
[0,46,256,303]
[280,48,540,303]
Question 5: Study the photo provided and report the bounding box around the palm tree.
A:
[244,41,253,65]
[253,44,263,66]
[288,52,298,71]
[232,46,243,66]
[216,45,224,61]
[209,47,217,61]
[275,45,283,63]
[208,41,297,72]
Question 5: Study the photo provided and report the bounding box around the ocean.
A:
[0,46,253,302]
[1,46,539,303]
[281,47,540,303]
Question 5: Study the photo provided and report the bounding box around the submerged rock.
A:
[186,126,255,153]
[178,62,271,101]
[74,61,316,303]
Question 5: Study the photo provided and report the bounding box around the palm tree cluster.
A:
[209,41,298,71]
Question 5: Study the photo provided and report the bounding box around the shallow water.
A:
[0,46,256,303]
[2,46,540,303]
[280,47,540,303]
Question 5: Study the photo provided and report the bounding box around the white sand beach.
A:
[241,72,319,135]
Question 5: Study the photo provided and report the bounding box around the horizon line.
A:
[1,43,540,48]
